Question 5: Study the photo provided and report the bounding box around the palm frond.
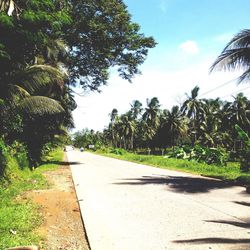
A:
[8,84,31,99]
[13,64,66,95]
[223,29,250,51]
[211,48,250,72]
[210,30,250,84]
[19,96,64,116]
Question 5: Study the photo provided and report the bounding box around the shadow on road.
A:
[205,219,250,229]
[42,160,82,166]
[173,237,250,245]
[114,175,235,193]
[234,201,250,207]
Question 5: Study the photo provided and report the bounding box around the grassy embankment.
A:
[95,149,250,184]
[0,149,63,250]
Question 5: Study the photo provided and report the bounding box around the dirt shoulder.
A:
[29,156,90,250]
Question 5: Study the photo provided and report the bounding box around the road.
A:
[67,151,250,250]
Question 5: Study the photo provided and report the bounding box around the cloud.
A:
[179,40,200,55]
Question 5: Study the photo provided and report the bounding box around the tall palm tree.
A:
[143,97,160,129]
[181,86,204,144]
[165,106,187,147]
[118,114,136,150]
[109,108,118,147]
[231,93,250,133]
[211,29,250,83]
[130,100,143,120]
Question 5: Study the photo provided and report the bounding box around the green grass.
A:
[96,150,250,184]
[0,148,64,250]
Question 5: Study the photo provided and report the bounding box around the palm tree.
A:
[143,97,160,131]
[116,114,136,150]
[165,106,188,147]
[181,86,204,144]
[211,29,250,83]
[130,100,143,120]
[199,98,226,147]
[231,93,250,133]
[109,108,118,147]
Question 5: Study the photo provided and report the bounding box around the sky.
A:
[72,0,250,132]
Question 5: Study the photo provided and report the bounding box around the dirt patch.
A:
[29,157,89,250]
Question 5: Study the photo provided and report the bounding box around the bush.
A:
[10,141,29,170]
[109,148,127,155]
[167,144,228,165]
[0,138,8,178]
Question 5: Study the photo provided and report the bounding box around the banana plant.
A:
[235,124,250,172]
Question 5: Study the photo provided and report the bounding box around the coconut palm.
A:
[109,108,119,147]
[211,29,250,83]
[165,106,188,147]
[181,86,204,144]
[231,93,250,133]
[130,100,143,120]
[143,97,160,131]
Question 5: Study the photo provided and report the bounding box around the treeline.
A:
[0,0,155,178]
[105,87,249,151]
[74,86,249,168]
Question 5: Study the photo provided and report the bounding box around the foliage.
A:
[235,125,250,172]
[101,89,249,169]
[167,145,228,166]
[0,137,8,177]
[66,0,156,90]
[109,147,127,155]
[73,128,104,150]
[0,148,63,249]
[0,0,156,165]
[211,29,250,83]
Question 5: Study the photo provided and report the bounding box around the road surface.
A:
[67,151,250,250]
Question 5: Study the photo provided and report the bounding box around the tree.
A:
[141,97,161,148]
[130,100,143,120]
[181,86,204,144]
[119,114,136,150]
[164,106,187,147]
[109,108,119,147]
[65,0,156,91]
[231,93,250,133]
[211,29,250,83]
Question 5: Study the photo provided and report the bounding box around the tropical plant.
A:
[181,86,204,144]
[211,29,250,83]
[235,125,250,172]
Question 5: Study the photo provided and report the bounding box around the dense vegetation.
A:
[0,148,63,249]
[0,0,155,174]
[73,87,249,170]
[0,2,155,246]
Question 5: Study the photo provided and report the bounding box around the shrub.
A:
[0,138,8,178]
[10,141,29,170]
[167,144,228,165]
[235,125,250,172]
[109,148,127,155]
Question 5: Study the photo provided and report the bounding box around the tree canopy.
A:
[0,0,156,164]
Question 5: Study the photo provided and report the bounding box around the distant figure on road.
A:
[80,147,84,152]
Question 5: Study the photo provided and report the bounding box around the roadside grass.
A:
[95,150,250,184]
[0,148,63,250]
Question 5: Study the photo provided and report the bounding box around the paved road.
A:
[67,151,250,250]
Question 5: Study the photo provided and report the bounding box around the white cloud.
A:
[179,40,200,55]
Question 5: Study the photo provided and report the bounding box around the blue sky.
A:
[72,0,250,132]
